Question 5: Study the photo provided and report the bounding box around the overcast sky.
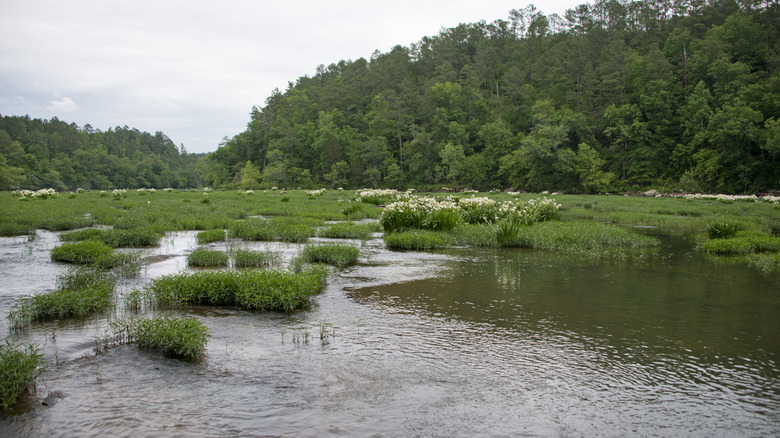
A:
[1,0,586,154]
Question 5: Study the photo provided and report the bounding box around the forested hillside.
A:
[201,0,779,194]
[0,115,201,190]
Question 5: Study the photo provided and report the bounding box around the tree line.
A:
[0,115,201,190]
[200,0,779,194]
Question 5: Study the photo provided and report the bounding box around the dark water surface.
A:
[0,229,778,437]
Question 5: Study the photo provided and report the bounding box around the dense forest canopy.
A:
[199,0,779,194]
[1,0,778,194]
[0,115,201,190]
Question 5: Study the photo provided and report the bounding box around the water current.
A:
[0,228,778,436]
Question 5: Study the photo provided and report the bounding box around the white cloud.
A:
[47,96,79,112]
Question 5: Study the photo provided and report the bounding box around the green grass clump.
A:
[61,228,161,247]
[8,268,116,330]
[498,221,660,253]
[233,249,279,268]
[706,220,747,239]
[703,230,780,254]
[384,230,454,250]
[146,268,327,312]
[187,248,229,268]
[0,342,46,412]
[50,240,114,264]
[228,218,316,243]
[196,229,226,244]
[300,243,360,268]
[126,316,210,360]
[318,222,377,240]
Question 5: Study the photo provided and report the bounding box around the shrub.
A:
[187,248,229,268]
[196,229,226,244]
[0,342,46,412]
[300,243,360,268]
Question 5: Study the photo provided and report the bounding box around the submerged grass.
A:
[384,230,454,250]
[300,243,360,268]
[0,341,46,412]
[146,268,327,312]
[8,268,116,331]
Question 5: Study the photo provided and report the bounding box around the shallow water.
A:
[0,229,778,437]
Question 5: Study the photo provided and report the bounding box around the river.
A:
[0,228,778,436]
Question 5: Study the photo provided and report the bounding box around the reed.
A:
[0,341,46,412]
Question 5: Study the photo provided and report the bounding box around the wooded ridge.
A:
[2,0,778,194]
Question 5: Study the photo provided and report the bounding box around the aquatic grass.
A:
[187,248,229,268]
[129,316,210,360]
[703,230,780,254]
[706,220,748,239]
[8,268,116,330]
[229,218,317,243]
[318,222,377,240]
[384,230,454,250]
[146,268,327,312]
[0,341,46,412]
[233,249,279,268]
[497,221,660,253]
[300,243,360,268]
[50,240,114,264]
[60,227,161,247]
[196,229,226,244]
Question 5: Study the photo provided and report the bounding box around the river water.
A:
[0,228,778,437]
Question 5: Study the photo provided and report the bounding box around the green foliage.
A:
[0,342,46,412]
[706,220,747,239]
[8,268,115,330]
[60,227,161,247]
[232,249,279,268]
[496,221,660,254]
[196,229,226,244]
[146,268,326,312]
[703,230,780,254]
[300,243,360,268]
[187,248,229,268]
[384,230,453,250]
[228,217,317,243]
[318,221,377,240]
[0,116,200,191]
[126,316,210,360]
[50,240,114,265]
